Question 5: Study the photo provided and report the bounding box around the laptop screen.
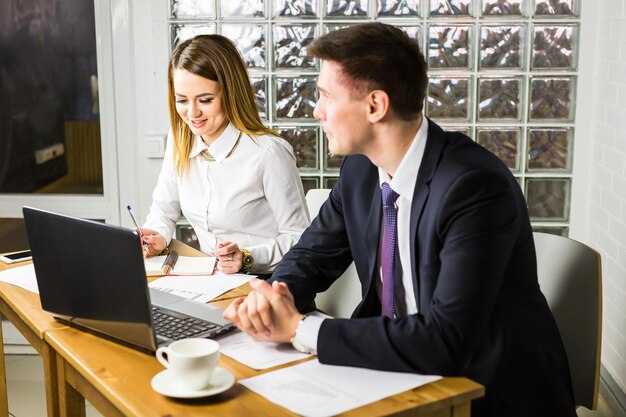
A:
[23,206,155,346]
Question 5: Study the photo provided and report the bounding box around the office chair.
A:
[305,189,362,318]
[533,232,602,410]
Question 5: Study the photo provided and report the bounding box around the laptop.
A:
[23,206,234,353]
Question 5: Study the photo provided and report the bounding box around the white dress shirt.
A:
[144,123,310,273]
[376,117,428,316]
[295,118,429,353]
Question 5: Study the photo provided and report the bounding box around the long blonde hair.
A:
[168,35,277,177]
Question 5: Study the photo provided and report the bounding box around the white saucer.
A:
[151,367,235,398]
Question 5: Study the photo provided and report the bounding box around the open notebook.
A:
[144,251,217,276]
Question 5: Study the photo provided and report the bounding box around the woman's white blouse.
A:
[144,123,310,273]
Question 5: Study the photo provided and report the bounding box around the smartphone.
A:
[0,250,32,264]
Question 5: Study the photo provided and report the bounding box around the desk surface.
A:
[46,325,483,417]
[0,260,69,342]
[0,280,65,341]
[0,252,484,417]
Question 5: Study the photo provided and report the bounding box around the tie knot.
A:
[381,182,399,207]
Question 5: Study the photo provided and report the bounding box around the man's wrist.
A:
[290,314,310,353]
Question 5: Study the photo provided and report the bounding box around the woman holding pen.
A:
[140,35,309,275]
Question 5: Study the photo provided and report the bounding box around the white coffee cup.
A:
[156,338,220,391]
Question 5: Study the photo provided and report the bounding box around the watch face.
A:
[242,251,253,271]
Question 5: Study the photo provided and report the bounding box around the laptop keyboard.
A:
[151,307,226,340]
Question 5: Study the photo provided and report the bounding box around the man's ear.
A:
[366,90,389,123]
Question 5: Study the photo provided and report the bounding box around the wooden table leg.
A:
[0,314,9,417]
[451,401,471,417]
[40,343,60,417]
[56,353,86,417]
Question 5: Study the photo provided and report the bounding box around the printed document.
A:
[240,359,441,417]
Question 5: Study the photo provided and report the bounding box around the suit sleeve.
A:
[317,168,523,376]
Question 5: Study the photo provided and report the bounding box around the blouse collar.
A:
[189,123,242,163]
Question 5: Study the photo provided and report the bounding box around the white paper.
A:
[148,272,252,303]
[169,256,217,275]
[0,264,39,294]
[240,359,441,417]
[219,311,329,370]
[219,330,312,370]
[144,255,168,273]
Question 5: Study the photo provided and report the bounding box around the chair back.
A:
[305,188,333,220]
[305,189,362,318]
[533,232,602,410]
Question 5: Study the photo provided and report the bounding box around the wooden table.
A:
[0,261,67,417]
[0,248,484,417]
[46,322,483,417]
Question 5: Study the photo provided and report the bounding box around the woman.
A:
[141,35,309,275]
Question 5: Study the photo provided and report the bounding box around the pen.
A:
[213,235,222,274]
[127,205,149,254]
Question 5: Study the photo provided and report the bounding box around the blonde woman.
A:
[141,35,309,275]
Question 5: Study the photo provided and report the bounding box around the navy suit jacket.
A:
[270,120,576,417]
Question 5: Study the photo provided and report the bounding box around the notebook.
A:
[22,206,234,353]
[144,251,217,276]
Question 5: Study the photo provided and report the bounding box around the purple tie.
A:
[381,182,399,318]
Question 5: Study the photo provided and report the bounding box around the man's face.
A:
[313,61,370,156]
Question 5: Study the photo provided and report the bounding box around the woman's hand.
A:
[213,241,243,274]
[140,228,167,257]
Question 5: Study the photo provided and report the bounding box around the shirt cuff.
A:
[248,246,264,273]
[141,225,172,248]
[293,314,325,355]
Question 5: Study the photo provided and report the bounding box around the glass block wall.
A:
[169,0,580,236]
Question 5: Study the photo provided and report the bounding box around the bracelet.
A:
[289,314,310,353]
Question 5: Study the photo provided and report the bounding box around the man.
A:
[224,22,576,417]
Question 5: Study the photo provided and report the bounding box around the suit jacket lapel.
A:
[364,184,382,289]
[360,119,447,315]
[409,119,447,311]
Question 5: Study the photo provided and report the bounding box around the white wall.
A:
[574,0,626,394]
[128,0,171,221]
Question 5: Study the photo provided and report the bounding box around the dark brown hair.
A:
[308,22,427,121]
